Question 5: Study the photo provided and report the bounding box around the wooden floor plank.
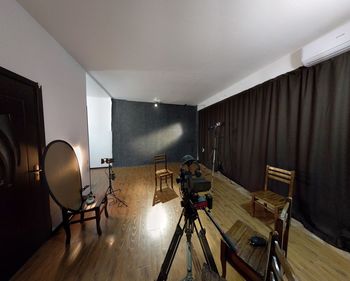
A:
[11,164,350,281]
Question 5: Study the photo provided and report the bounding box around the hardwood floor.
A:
[12,164,350,281]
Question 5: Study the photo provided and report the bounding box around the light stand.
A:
[211,128,218,188]
[209,122,223,190]
[102,158,127,207]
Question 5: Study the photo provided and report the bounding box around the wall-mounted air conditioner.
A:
[301,21,350,67]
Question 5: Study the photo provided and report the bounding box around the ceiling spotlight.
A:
[153,97,160,108]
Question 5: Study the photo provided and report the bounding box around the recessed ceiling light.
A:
[153,97,160,107]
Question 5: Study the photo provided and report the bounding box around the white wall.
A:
[0,0,90,228]
[86,75,112,168]
[198,51,303,110]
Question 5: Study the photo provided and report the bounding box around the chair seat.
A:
[224,220,268,278]
[81,193,106,212]
[156,169,173,176]
[252,190,286,210]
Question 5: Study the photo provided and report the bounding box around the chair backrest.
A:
[274,197,292,255]
[265,232,298,281]
[264,165,295,197]
[154,154,168,172]
[42,140,83,211]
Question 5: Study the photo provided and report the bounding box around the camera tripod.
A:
[106,162,127,207]
[156,202,218,281]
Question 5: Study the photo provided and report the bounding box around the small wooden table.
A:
[220,220,268,281]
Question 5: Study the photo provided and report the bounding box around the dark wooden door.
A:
[0,66,51,281]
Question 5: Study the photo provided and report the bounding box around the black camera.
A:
[101,158,114,164]
[177,155,213,210]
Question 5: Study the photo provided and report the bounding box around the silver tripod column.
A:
[183,220,194,281]
[210,122,223,190]
[211,132,217,188]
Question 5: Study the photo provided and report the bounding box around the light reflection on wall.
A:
[73,145,83,173]
[146,204,168,239]
[131,123,183,157]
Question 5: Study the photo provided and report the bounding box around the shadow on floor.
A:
[240,201,275,226]
[152,185,178,206]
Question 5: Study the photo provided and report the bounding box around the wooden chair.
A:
[220,198,292,280]
[42,140,108,244]
[154,154,173,191]
[251,165,295,222]
[266,232,298,281]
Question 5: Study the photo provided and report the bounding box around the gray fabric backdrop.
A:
[112,99,197,166]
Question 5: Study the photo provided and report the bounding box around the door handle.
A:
[28,164,42,181]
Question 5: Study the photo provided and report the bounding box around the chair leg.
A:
[62,209,71,245]
[251,196,256,217]
[80,212,85,223]
[154,181,158,193]
[155,175,157,186]
[95,207,102,235]
[274,208,279,222]
[220,240,227,278]
[160,176,163,192]
[171,174,173,189]
[104,196,109,218]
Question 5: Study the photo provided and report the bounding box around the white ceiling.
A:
[18,0,350,105]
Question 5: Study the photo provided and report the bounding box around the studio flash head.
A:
[101,158,114,164]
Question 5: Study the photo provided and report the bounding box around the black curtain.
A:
[199,51,350,251]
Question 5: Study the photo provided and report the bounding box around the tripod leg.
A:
[104,196,109,218]
[156,212,185,281]
[194,219,218,274]
[106,184,128,207]
[116,197,128,207]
